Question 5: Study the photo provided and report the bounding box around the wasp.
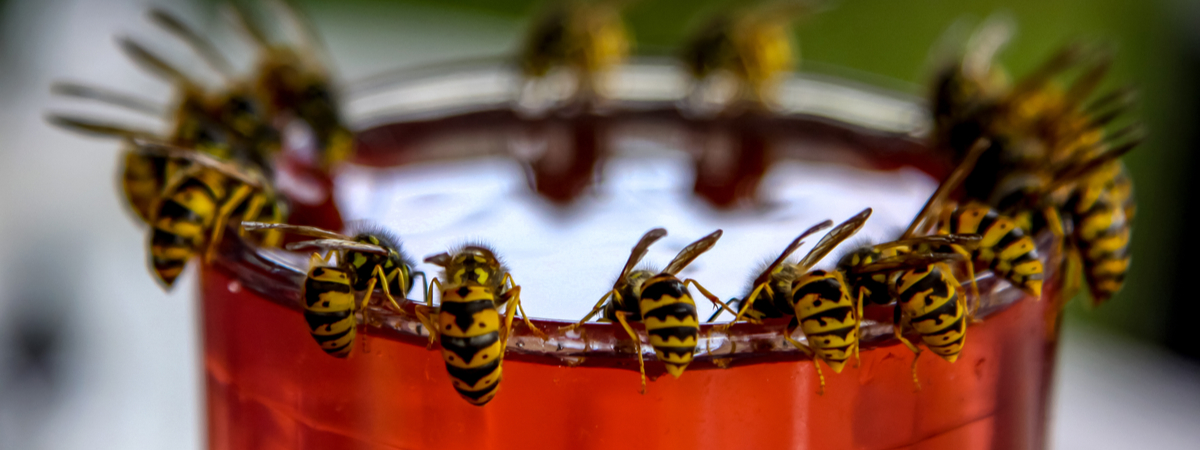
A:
[140,140,286,289]
[931,21,1140,305]
[680,0,812,107]
[50,8,281,224]
[519,0,631,104]
[419,245,547,406]
[561,229,730,393]
[228,0,353,168]
[716,209,939,393]
[240,221,424,357]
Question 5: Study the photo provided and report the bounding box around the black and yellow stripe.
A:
[437,285,505,405]
[942,202,1044,298]
[791,270,858,373]
[302,265,357,358]
[839,246,907,306]
[638,276,699,378]
[149,167,224,287]
[1066,162,1132,304]
[148,165,283,289]
[893,262,967,362]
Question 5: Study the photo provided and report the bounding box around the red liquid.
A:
[202,265,1060,450]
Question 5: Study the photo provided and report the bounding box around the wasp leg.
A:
[720,283,770,331]
[949,243,981,320]
[499,289,519,348]
[559,290,615,333]
[614,311,647,395]
[783,318,824,395]
[411,271,429,303]
[234,194,266,240]
[359,275,378,356]
[205,184,255,263]
[372,265,404,313]
[500,274,547,340]
[706,297,738,323]
[419,278,444,349]
[893,309,923,391]
[684,278,738,321]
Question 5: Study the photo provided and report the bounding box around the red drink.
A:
[201,63,1065,449]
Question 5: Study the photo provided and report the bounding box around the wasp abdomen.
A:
[639,277,698,378]
[302,267,356,358]
[149,174,221,287]
[948,203,1044,297]
[792,273,857,372]
[1069,181,1132,304]
[895,265,966,362]
[439,286,504,406]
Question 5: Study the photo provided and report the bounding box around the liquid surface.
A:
[333,152,937,320]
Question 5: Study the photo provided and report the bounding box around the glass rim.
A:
[208,59,1057,369]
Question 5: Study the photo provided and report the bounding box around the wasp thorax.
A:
[450,247,502,286]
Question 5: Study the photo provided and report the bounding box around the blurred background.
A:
[1,0,1198,448]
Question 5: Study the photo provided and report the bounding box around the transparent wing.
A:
[286,239,388,256]
[752,219,832,287]
[663,229,723,276]
[130,139,263,187]
[613,228,668,290]
[853,252,964,275]
[240,222,350,240]
[796,208,871,271]
[877,234,982,251]
[904,138,989,238]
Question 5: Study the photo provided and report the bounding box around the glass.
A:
[201,61,1064,449]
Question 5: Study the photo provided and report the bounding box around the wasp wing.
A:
[663,229,722,276]
[797,208,871,272]
[241,222,350,240]
[286,239,388,256]
[751,219,832,286]
[878,234,982,251]
[904,138,989,238]
[852,252,965,275]
[611,228,668,290]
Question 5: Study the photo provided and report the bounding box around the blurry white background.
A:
[0,0,1197,449]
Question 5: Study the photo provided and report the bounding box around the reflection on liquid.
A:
[334,144,936,321]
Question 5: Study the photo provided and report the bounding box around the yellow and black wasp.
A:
[680,0,812,107]
[519,0,631,104]
[240,221,424,357]
[419,245,547,406]
[716,209,922,393]
[50,8,281,224]
[228,0,354,168]
[140,140,286,289]
[931,21,1140,305]
[561,229,731,393]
